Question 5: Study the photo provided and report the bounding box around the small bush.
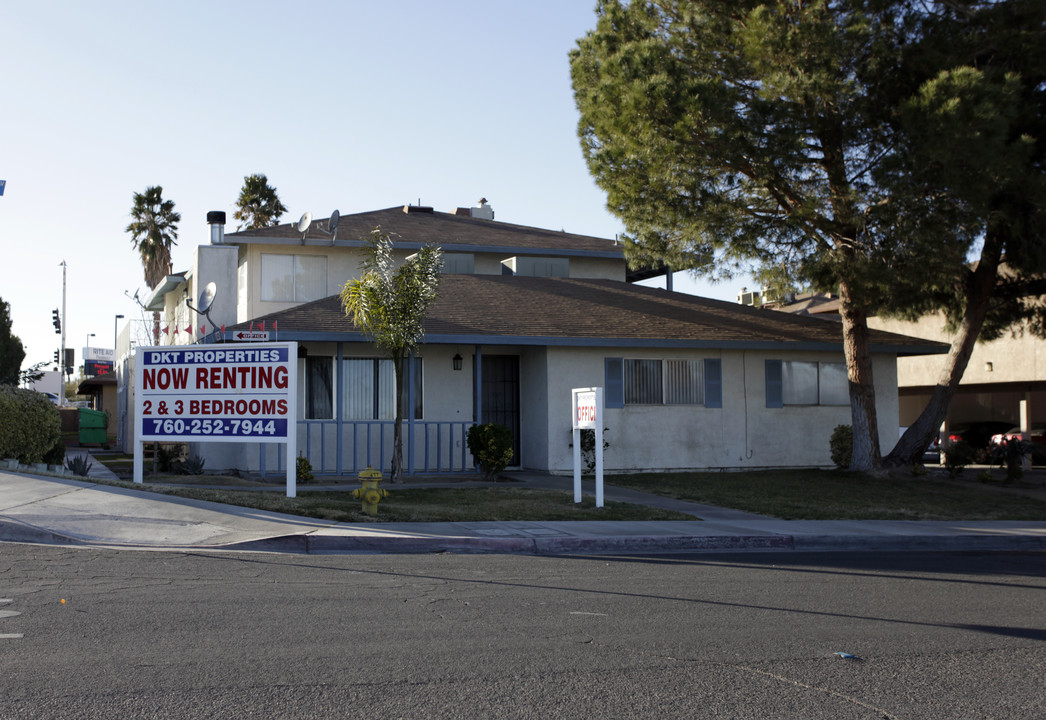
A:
[176,454,206,475]
[65,455,93,477]
[829,425,852,469]
[157,443,184,472]
[467,423,514,482]
[296,453,314,483]
[569,428,610,473]
[43,440,66,466]
[988,438,1028,484]
[0,386,62,464]
[944,441,976,477]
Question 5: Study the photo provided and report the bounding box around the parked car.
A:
[945,421,1013,451]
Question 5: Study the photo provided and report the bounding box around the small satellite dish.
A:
[185,282,219,341]
[198,282,217,314]
[297,211,312,244]
[328,209,340,245]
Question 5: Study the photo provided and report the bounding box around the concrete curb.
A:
[0,517,79,546]
[792,534,1046,553]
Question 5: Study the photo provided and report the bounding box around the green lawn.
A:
[80,476,696,523]
[607,469,1046,521]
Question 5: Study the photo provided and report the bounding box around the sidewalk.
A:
[2,457,1046,555]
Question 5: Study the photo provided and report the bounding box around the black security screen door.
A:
[481,355,520,465]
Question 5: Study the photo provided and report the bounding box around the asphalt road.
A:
[2,546,1045,719]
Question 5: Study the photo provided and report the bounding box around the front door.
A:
[481,355,520,465]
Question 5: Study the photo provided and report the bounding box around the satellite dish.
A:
[198,282,217,314]
[185,282,219,341]
[297,211,312,244]
[327,209,340,245]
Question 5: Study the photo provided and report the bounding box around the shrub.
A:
[0,386,61,464]
[988,438,1028,484]
[43,440,66,466]
[296,453,314,483]
[176,454,206,475]
[829,425,852,469]
[943,440,976,477]
[467,423,514,482]
[65,455,93,477]
[157,443,184,472]
[569,428,610,473]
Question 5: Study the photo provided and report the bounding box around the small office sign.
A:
[571,386,604,508]
[134,343,299,495]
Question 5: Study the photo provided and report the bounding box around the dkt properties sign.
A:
[133,343,299,495]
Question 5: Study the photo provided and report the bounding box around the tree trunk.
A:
[839,280,881,471]
[884,233,1004,467]
[391,353,404,483]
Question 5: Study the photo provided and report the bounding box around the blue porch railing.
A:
[260,419,477,478]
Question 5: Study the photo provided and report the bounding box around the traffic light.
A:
[52,309,61,334]
[53,350,60,364]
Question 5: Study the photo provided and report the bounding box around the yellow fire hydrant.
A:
[353,467,388,516]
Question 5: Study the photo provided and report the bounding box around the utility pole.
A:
[60,260,67,406]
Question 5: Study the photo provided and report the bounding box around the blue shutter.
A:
[605,357,624,409]
[704,358,722,408]
[765,359,783,408]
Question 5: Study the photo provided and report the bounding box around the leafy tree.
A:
[126,186,181,342]
[881,0,1046,466]
[570,0,1044,471]
[234,173,288,230]
[0,297,26,386]
[340,228,442,482]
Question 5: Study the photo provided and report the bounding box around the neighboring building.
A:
[869,313,1045,435]
[124,201,945,476]
[766,289,1045,439]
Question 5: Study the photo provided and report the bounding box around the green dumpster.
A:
[78,408,107,446]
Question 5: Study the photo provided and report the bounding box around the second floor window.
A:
[261,254,327,302]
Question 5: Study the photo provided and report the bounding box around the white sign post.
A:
[134,342,298,497]
[571,386,604,508]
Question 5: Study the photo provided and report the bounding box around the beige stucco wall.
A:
[870,313,1046,387]
[539,347,899,473]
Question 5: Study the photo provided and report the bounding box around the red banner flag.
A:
[250,321,254,332]
[161,325,169,336]
[172,325,179,335]
[258,321,265,332]
[199,325,206,336]
[184,325,192,335]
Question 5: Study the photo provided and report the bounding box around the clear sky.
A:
[0,1,747,376]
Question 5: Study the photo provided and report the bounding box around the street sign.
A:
[232,330,270,342]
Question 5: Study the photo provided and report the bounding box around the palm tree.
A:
[341,228,442,482]
[234,174,288,230]
[126,186,180,342]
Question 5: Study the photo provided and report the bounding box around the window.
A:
[442,253,475,274]
[261,254,327,302]
[765,360,848,407]
[605,358,721,408]
[305,356,333,419]
[342,358,423,420]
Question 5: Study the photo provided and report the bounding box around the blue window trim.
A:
[704,358,722,408]
[765,359,783,408]
[605,357,624,409]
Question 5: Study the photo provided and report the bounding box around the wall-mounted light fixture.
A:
[985,361,993,372]
[453,353,463,371]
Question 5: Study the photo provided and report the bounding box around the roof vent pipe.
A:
[470,198,494,220]
[207,211,226,245]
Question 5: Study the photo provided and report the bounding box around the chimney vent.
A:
[207,211,226,244]
[470,198,494,220]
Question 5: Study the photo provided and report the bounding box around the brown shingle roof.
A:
[229,275,946,355]
[227,206,622,257]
